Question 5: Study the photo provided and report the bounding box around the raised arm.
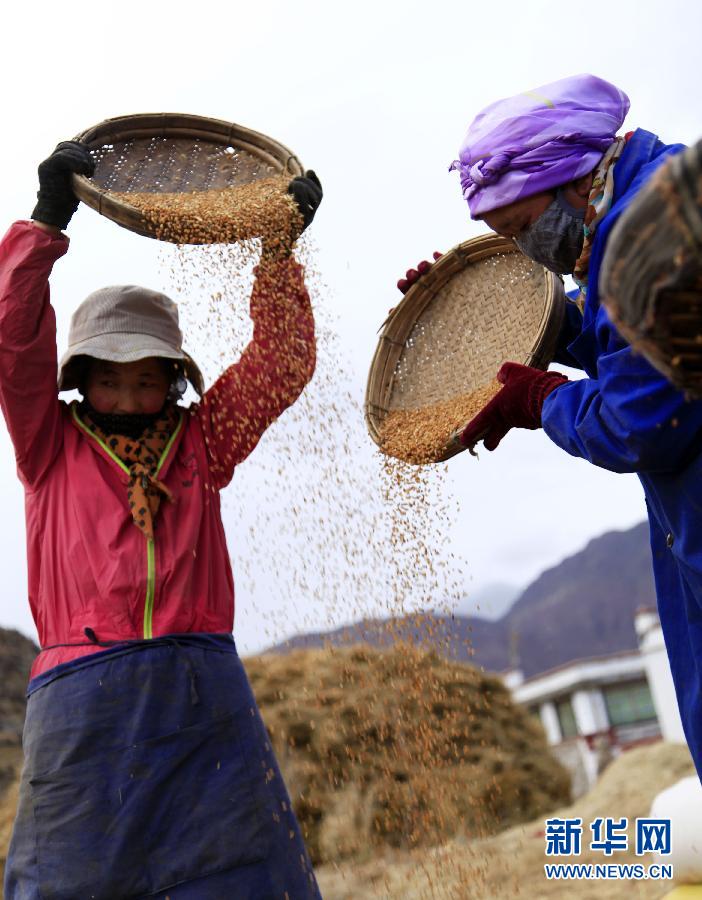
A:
[196,172,322,489]
[458,313,702,471]
[0,143,94,488]
[0,222,68,487]
[541,306,702,474]
[196,256,316,489]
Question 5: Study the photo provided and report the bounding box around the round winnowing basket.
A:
[71,113,304,243]
[365,234,566,463]
[601,139,702,397]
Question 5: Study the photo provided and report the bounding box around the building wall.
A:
[539,701,561,745]
[572,688,609,734]
[640,625,686,744]
[506,614,687,798]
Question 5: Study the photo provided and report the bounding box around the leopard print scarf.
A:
[82,405,179,541]
[572,136,628,291]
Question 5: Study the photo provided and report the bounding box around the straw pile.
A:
[245,644,570,865]
[0,745,30,888]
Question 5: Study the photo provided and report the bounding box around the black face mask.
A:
[514,189,586,274]
[79,400,164,440]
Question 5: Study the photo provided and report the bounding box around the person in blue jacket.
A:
[440,74,702,777]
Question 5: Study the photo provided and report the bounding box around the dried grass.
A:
[245,643,570,866]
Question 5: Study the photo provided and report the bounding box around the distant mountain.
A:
[452,582,521,621]
[504,521,655,676]
[269,521,657,679]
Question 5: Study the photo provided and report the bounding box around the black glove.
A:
[287,170,322,233]
[31,141,95,230]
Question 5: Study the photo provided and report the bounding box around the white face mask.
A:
[514,189,586,274]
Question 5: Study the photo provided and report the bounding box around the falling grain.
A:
[136,182,498,893]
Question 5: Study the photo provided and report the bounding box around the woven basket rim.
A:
[71,112,305,244]
[364,233,565,463]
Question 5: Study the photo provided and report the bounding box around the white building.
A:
[503,608,686,797]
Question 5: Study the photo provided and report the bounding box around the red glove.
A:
[397,251,442,294]
[460,363,568,451]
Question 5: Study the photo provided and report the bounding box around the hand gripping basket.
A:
[365,234,566,463]
[70,113,304,243]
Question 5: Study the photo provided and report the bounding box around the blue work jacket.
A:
[541,129,702,776]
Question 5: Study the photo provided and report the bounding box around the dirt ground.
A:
[316,741,695,899]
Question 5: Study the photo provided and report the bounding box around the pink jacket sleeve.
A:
[0,222,69,488]
[196,256,316,490]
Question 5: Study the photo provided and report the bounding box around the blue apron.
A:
[4,634,320,899]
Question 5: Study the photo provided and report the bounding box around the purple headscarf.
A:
[449,74,630,218]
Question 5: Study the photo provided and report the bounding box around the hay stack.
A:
[245,644,570,864]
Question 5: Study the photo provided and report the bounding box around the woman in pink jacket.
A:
[0,142,323,899]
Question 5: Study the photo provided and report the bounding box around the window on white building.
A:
[555,697,578,738]
[603,680,657,727]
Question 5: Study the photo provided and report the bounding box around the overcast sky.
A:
[1,0,700,654]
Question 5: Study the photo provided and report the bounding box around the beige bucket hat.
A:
[58,285,204,395]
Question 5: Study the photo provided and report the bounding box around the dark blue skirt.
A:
[4,634,320,899]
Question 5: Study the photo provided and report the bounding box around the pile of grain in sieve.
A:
[380,380,502,465]
[109,175,301,248]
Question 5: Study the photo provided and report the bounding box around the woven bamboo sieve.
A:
[601,140,702,397]
[71,113,304,243]
[365,234,566,463]
[611,279,702,397]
